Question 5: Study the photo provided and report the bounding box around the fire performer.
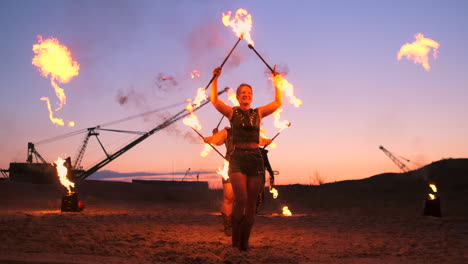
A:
[204,127,272,237]
[210,66,283,250]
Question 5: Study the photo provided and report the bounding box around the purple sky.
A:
[1,0,467,188]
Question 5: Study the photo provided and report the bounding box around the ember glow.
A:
[269,187,279,199]
[54,157,74,193]
[32,35,79,125]
[222,8,254,45]
[190,70,200,79]
[397,33,440,71]
[271,74,302,107]
[428,193,436,200]
[282,206,292,216]
[217,160,230,181]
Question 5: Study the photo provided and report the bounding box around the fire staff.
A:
[210,66,283,251]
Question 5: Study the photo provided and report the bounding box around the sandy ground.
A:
[1,181,467,264]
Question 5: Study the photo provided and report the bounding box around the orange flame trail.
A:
[271,74,302,107]
[222,8,254,45]
[54,157,75,193]
[397,33,440,71]
[183,88,211,156]
[32,35,79,126]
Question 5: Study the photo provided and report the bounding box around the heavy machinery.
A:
[379,145,411,173]
[2,88,228,184]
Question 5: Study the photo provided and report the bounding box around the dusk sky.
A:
[1,0,467,188]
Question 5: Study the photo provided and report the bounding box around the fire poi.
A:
[32,35,79,127]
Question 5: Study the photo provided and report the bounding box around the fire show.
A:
[1,1,468,263]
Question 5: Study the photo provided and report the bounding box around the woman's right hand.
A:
[213,67,222,78]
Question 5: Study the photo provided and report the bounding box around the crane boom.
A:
[73,88,228,182]
[379,145,410,173]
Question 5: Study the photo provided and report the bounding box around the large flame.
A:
[32,35,79,125]
[271,74,302,107]
[222,8,254,45]
[282,206,292,216]
[54,157,75,193]
[397,33,440,71]
[217,160,230,181]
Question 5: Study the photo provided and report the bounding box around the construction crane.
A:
[379,145,411,173]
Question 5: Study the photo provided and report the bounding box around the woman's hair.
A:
[236,83,252,96]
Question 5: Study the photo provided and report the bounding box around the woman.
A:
[204,127,273,237]
[210,66,283,250]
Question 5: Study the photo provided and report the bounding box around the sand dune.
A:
[1,159,467,263]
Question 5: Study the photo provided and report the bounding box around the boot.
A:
[240,217,254,251]
[222,213,232,237]
[231,216,243,249]
[256,190,264,214]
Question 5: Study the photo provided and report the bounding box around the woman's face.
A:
[236,85,253,106]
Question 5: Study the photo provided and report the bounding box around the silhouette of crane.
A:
[379,145,411,173]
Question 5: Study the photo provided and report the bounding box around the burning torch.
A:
[424,182,441,217]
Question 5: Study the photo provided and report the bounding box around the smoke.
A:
[116,87,148,108]
[154,73,179,91]
[186,22,247,71]
[397,33,440,71]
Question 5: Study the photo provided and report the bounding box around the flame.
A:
[227,88,240,106]
[182,88,210,156]
[200,144,212,157]
[429,183,437,193]
[260,127,277,148]
[54,157,75,193]
[32,35,78,125]
[282,206,292,216]
[190,70,200,79]
[397,33,440,71]
[269,187,278,199]
[428,193,436,200]
[271,74,302,107]
[217,160,230,181]
[222,8,254,45]
[41,97,65,126]
[182,88,207,131]
[68,121,75,127]
[272,108,291,132]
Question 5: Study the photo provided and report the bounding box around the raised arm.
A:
[258,72,284,118]
[211,67,233,119]
[204,128,228,146]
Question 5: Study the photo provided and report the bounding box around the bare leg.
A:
[221,182,234,216]
[229,172,247,249]
[240,174,264,250]
[221,182,234,236]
